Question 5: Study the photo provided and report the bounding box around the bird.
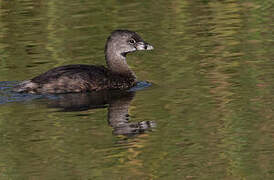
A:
[14,30,153,94]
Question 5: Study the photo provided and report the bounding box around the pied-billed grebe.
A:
[14,30,153,93]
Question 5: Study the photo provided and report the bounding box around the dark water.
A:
[0,0,274,179]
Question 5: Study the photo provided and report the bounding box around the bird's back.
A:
[14,64,136,93]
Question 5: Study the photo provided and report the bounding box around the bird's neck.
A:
[105,49,136,78]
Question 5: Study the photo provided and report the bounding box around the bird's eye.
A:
[128,39,136,44]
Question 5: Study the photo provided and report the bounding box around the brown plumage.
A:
[14,30,153,94]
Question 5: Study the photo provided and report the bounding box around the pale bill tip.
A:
[146,44,154,50]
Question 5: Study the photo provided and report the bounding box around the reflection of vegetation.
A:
[0,0,273,179]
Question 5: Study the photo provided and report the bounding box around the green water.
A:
[0,0,274,179]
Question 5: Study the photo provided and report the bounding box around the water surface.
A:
[0,0,274,179]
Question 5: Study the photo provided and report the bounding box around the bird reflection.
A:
[47,90,156,135]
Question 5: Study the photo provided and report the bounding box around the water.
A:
[0,0,274,179]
